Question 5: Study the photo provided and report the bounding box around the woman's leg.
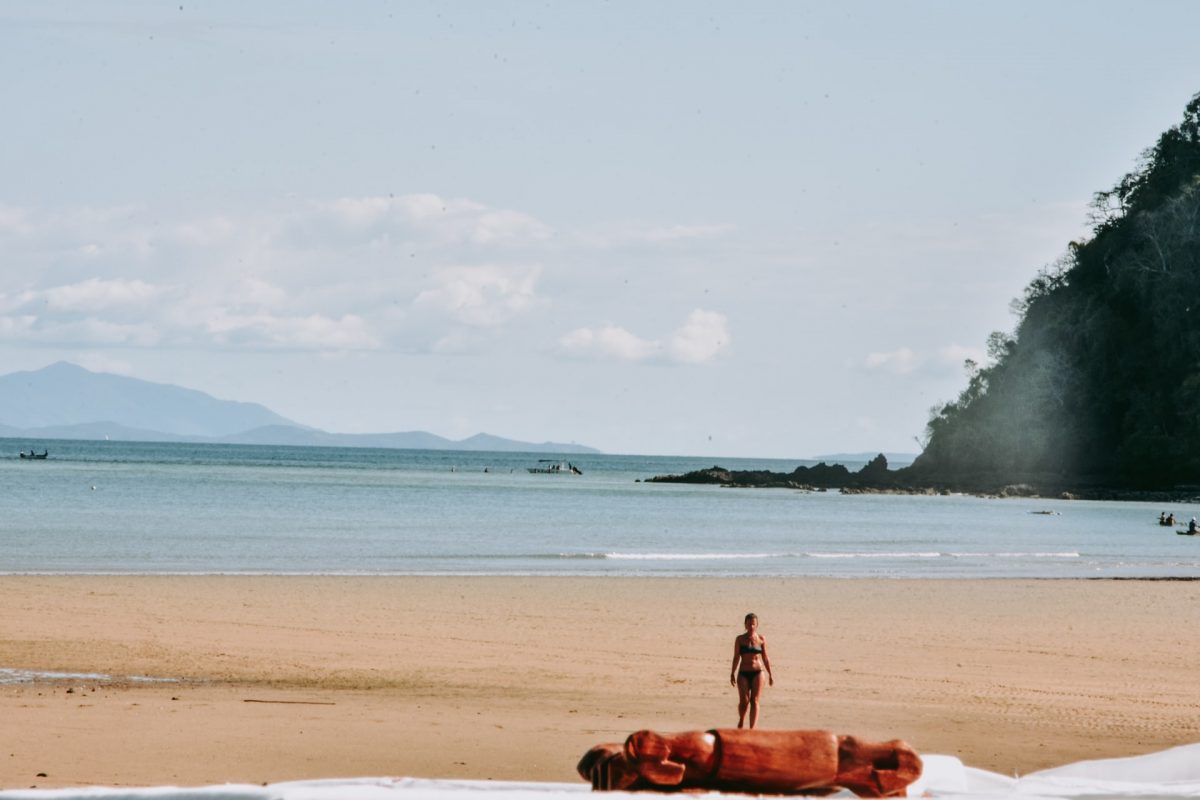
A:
[746,672,764,729]
[736,675,751,728]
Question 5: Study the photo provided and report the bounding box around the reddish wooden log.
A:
[707,729,840,792]
[577,742,641,791]
[834,735,924,798]
[576,729,921,797]
[626,730,719,786]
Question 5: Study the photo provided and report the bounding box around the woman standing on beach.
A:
[730,612,773,728]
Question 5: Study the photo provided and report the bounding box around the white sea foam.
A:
[0,668,112,685]
[601,552,782,560]
[585,551,1083,562]
[0,668,178,685]
[947,552,1080,559]
[806,551,941,559]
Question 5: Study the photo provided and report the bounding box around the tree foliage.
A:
[913,93,1200,489]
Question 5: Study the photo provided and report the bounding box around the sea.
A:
[2,439,1199,579]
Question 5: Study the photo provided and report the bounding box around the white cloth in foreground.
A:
[2,742,1199,800]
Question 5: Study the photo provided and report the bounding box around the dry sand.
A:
[1,576,1198,790]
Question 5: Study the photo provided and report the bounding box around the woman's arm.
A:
[730,637,742,685]
[761,638,774,686]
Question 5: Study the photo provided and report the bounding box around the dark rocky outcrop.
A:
[648,454,907,491]
[645,454,1200,501]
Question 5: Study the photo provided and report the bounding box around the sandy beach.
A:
[1,576,1198,790]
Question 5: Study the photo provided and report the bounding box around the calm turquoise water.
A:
[2,439,1198,578]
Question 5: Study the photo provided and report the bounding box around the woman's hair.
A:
[744,612,758,623]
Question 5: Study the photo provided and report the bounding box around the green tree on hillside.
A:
[913,93,1200,490]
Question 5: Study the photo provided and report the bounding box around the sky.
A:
[2,1,1199,459]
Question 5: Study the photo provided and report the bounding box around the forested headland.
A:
[653,93,1200,498]
[911,92,1200,493]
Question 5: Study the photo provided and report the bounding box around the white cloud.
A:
[203,311,379,350]
[0,316,36,336]
[42,278,162,312]
[413,265,544,327]
[327,196,394,228]
[0,204,151,261]
[667,309,730,364]
[559,309,730,365]
[863,344,986,377]
[469,208,551,244]
[0,198,740,359]
[0,269,382,351]
[864,347,919,375]
[7,318,163,347]
[324,194,552,245]
[0,204,34,236]
[0,279,170,343]
[936,344,986,370]
[0,291,36,314]
[428,329,492,355]
[169,216,238,247]
[234,277,289,310]
[559,324,660,362]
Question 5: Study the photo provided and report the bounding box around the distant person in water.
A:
[730,612,774,729]
[1190,518,1198,534]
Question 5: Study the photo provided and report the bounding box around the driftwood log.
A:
[577,729,922,797]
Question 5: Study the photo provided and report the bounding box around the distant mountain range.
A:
[0,363,599,454]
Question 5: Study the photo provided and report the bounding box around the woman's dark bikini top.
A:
[740,639,764,655]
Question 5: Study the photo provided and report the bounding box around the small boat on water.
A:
[527,459,582,475]
[19,450,48,460]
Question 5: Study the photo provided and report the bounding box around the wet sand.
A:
[2,576,1198,789]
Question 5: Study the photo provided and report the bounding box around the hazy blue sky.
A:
[3,2,1199,457]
